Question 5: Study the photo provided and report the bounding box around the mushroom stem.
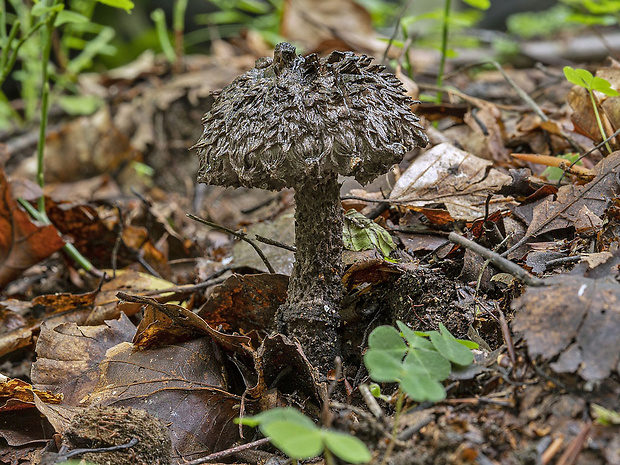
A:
[276,174,343,373]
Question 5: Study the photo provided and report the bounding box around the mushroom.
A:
[194,42,428,372]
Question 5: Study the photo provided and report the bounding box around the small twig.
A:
[379,389,405,465]
[449,232,543,286]
[111,204,124,278]
[559,126,620,185]
[187,214,275,274]
[240,194,280,214]
[321,356,342,435]
[545,255,582,270]
[141,272,231,299]
[397,413,434,442]
[555,422,591,465]
[61,437,139,460]
[341,195,402,204]
[541,436,565,465]
[359,384,384,419]
[255,235,296,252]
[183,437,272,465]
[500,234,531,259]
[497,307,516,366]
[381,0,414,64]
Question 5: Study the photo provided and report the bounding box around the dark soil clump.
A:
[65,406,171,465]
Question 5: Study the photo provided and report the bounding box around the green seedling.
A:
[563,66,619,153]
[364,321,477,465]
[194,0,285,47]
[1,0,133,274]
[542,153,583,181]
[562,0,620,25]
[437,0,489,103]
[364,321,476,403]
[396,0,488,104]
[591,403,620,426]
[151,9,176,64]
[343,209,396,259]
[237,407,371,465]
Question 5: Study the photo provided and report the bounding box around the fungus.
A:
[194,43,428,372]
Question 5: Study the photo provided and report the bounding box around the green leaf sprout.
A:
[237,407,371,464]
[364,321,477,402]
[563,66,619,153]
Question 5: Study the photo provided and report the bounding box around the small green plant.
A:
[238,407,371,465]
[507,1,619,41]
[194,0,285,47]
[561,0,620,25]
[150,0,187,67]
[397,0,489,103]
[563,66,619,153]
[1,0,134,273]
[363,321,476,465]
[0,0,135,128]
[364,321,476,403]
[591,403,620,426]
[507,4,573,38]
[542,153,583,181]
[436,0,489,102]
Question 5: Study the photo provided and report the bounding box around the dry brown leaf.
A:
[281,0,377,53]
[86,270,176,324]
[0,404,55,447]
[31,313,136,405]
[513,275,620,381]
[526,150,620,237]
[123,293,251,353]
[0,289,99,358]
[198,273,288,333]
[389,143,512,221]
[81,339,245,459]
[0,171,65,290]
[0,377,62,412]
[15,106,139,183]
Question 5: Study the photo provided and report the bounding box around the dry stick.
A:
[497,307,516,365]
[182,437,272,465]
[504,147,620,259]
[255,234,296,252]
[560,126,620,185]
[358,384,384,419]
[187,214,275,274]
[448,232,543,286]
[381,0,415,65]
[62,437,139,460]
[555,422,592,465]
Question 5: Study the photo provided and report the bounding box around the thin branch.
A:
[448,232,543,286]
[187,214,275,274]
[255,234,296,252]
[183,437,271,465]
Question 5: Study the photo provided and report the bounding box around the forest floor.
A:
[0,25,620,465]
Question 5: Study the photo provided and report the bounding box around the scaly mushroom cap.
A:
[194,42,428,190]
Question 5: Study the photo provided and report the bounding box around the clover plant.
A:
[563,66,619,154]
[364,321,477,403]
[238,407,371,465]
[363,321,476,465]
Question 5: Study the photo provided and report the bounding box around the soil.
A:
[64,406,171,465]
